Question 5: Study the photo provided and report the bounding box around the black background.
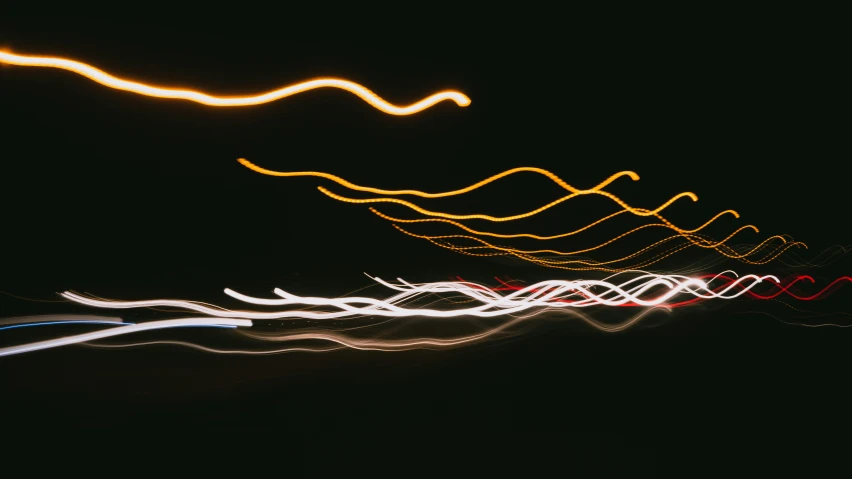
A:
[1,13,848,474]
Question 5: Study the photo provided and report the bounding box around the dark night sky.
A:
[0,14,848,474]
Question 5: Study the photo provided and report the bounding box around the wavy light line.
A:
[393,224,777,261]
[369,208,743,239]
[5,272,846,357]
[236,159,808,270]
[316,186,697,222]
[238,159,639,197]
[0,50,470,114]
[240,158,697,221]
[416,229,804,272]
[60,272,788,320]
[86,307,669,354]
[487,275,852,306]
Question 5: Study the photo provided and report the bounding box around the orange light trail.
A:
[315,186,697,222]
[0,50,470,114]
[237,159,804,271]
[238,158,639,197]
[240,158,697,220]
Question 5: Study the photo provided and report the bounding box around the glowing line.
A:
[316,186,696,222]
[0,50,469,115]
[238,159,637,197]
[0,318,252,357]
[416,228,803,272]
[0,320,130,332]
[59,273,786,321]
[392,224,770,260]
[369,208,742,239]
[79,307,669,353]
[239,158,698,221]
[0,314,123,326]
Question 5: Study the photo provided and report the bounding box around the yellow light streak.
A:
[316,186,696,222]
[0,50,470,114]
[238,158,638,197]
[370,207,742,239]
[394,224,800,268]
[235,158,803,271]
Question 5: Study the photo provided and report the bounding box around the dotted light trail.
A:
[0,50,470,114]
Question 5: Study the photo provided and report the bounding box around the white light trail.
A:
[59,271,778,321]
[0,318,252,357]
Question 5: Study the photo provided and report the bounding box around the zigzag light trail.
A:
[0,50,470,114]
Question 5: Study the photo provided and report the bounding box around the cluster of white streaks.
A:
[60,271,778,320]
[0,271,784,357]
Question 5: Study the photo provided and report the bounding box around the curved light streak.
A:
[0,318,252,357]
[83,307,670,354]
[238,159,638,197]
[392,224,779,262]
[6,272,846,357]
[316,186,697,222]
[236,160,809,270]
[369,208,743,239]
[240,158,698,220]
[0,50,470,114]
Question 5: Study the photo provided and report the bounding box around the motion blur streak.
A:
[316,186,697,222]
[0,50,470,114]
[392,224,791,264]
[239,158,697,221]
[59,272,790,321]
[4,272,846,357]
[0,314,123,326]
[0,321,129,332]
[369,208,743,239]
[0,318,252,357]
[238,159,639,197]
[85,308,670,353]
[487,275,852,307]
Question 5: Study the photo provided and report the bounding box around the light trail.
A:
[0,50,470,114]
[2,272,846,357]
[83,307,670,353]
[237,159,804,270]
[316,186,697,222]
[369,208,742,239]
[0,317,252,357]
[239,158,697,221]
[60,272,786,320]
[392,224,802,270]
[238,159,640,197]
[0,314,123,326]
[0,320,129,332]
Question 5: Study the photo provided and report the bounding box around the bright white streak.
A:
[0,314,123,326]
[0,318,252,357]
